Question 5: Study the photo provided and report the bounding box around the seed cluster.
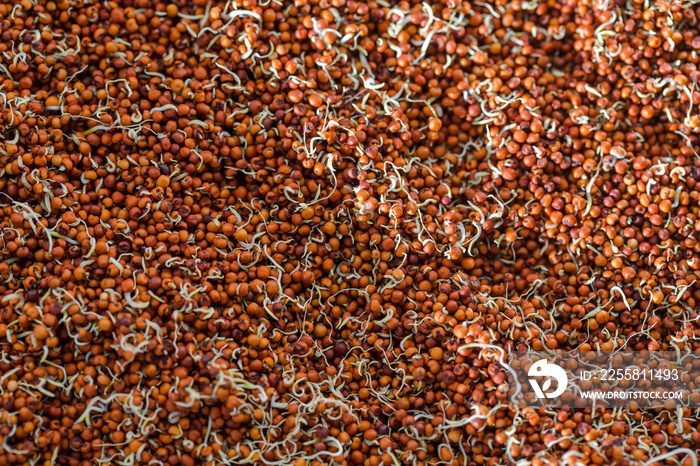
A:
[2,0,700,464]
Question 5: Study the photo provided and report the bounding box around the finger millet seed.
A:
[1,0,700,465]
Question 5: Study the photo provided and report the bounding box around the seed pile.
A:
[2,0,700,464]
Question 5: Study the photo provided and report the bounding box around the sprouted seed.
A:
[0,0,700,465]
